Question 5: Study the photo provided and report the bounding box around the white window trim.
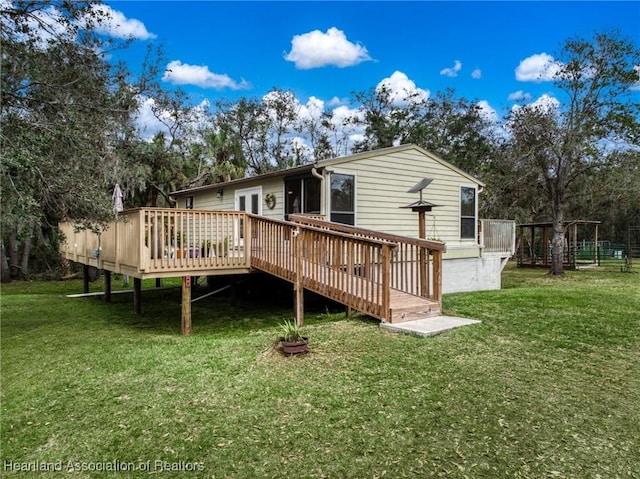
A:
[459,184,478,242]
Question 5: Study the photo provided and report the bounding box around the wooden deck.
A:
[59,208,445,330]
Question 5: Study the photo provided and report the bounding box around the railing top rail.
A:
[127,207,246,215]
[249,213,397,248]
[289,214,445,251]
[300,223,398,248]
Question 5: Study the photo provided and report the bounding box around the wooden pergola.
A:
[516,220,601,269]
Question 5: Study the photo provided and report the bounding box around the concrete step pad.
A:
[380,315,480,338]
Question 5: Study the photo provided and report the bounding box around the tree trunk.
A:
[1,241,11,283]
[19,231,32,279]
[8,228,19,279]
[549,192,565,275]
[549,219,565,275]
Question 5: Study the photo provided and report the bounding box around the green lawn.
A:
[1,266,639,478]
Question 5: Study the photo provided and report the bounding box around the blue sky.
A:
[101,1,639,124]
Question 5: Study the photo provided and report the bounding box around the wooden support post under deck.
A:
[104,270,111,303]
[230,278,237,307]
[182,276,192,335]
[83,264,90,294]
[133,278,142,315]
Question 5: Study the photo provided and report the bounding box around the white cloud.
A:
[331,104,362,127]
[508,90,532,102]
[7,5,71,46]
[477,100,498,123]
[328,96,347,107]
[376,71,430,106]
[284,27,371,69]
[163,60,251,90]
[135,96,210,141]
[298,96,325,122]
[88,4,156,40]
[530,93,560,112]
[440,60,462,78]
[515,53,562,82]
[511,93,560,115]
[471,69,482,79]
[631,65,640,91]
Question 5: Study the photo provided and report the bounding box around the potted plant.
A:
[214,237,229,257]
[278,319,308,355]
[201,240,212,258]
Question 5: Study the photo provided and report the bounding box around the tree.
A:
[350,86,496,176]
[1,1,119,280]
[211,89,313,175]
[0,1,192,279]
[507,31,640,275]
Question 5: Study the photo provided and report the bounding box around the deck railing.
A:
[60,208,251,277]
[60,209,444,321]
[479,219,516,256]
[251,215,397,319]
[289,215,443,305]
[58,222,102,268]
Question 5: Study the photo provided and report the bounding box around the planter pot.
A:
[280,337,309,355]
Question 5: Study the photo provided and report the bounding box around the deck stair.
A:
[389,290,441,322]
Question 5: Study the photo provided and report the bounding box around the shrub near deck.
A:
[1,266,639,478]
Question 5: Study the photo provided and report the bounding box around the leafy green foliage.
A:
[278,318,303,342]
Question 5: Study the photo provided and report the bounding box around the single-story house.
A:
[171,144,514,293]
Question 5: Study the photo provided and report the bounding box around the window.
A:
[185,196,194,209]
[330,174,355,225]
[284,175,321,220]
[460,186,476,239]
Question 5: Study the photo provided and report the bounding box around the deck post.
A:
[294,228,304,327]
[133,278,142,315]
[82,265,90,293]
[181,275,192,335]
[230,278,237,307]
[418,211,427,297]
[433,250,442,305]
[381,244,391,321]
[104,270,111,303]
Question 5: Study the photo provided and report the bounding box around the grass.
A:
[1,265,639,478]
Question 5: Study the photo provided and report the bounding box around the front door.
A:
[235,187,262,247]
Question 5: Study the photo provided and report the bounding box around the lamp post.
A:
[400,178,441,297]
[400,178,439,239]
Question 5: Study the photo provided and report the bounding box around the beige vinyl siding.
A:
[324,148,481,258]
[191,177,285,220]
[185,145,483,259]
